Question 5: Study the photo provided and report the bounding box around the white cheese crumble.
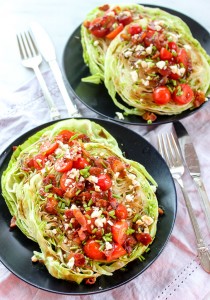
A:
[105,241,113,250]
[130,70,138,82]
[87,175,98,184]
[142,215,154,226]
[145,44,153,55]
[95,217,106,228]
[125,194,134,202]
[93,40,99,46]
[124,50,133,58]
[156,61,166,69]
[91,209,102,218]
[116,112,125,120]
[141,79,149,86]
[67,257,75,269]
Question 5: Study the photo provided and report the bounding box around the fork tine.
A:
[27,32,39,55]
[16,34,25,59]
[169,133,183,164]
[20,32,30,58]
[24,31,38,57]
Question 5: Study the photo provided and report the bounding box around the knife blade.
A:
[174,121,210,233]
[30,22,81,117]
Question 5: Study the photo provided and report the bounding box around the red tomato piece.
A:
[97,174,112,191]
[142,112,157,122]
[115,203,128,220]
[73,157,90,169]
[56,130,76,144]
[83,240,106,260]
[105,243,127,261]
[160,47,173,60]
[45,197,58,214]
[60,172,74,191]
[40,141,58,156]
[33,154,46,170]
[177,48,189,69]
[168,41,178,51]
[111,220,128,245]
[73,253,86,267]
[51,186,64,197]
[106,23,124,39]
[118,13,133,26]
[153,86,171,105]
[128,24,142,35]
[172,84,194,105]
[54,157,73,173]
[135,232,152,246]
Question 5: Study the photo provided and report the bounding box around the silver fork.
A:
[158,133,210,273]
[16,31,61,120]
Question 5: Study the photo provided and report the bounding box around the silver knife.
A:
[174,121,210,233]
[30,22,81,117]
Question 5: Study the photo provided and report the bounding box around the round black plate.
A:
[62,5,210,125]
[0,118,177,295]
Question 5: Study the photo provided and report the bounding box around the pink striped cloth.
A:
[0,70,210,300]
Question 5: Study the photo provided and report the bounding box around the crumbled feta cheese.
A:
[145,44,153,55]
[127,173,136,181]
[142,215,154,226]
[141,61,148,69]
[124,50,133,58]
[91,209,102,218]
[93,40,99,46]
[144,227,150,234]
[105,241,113,250]
[156,61,166,69]
[88,175,98,184]
[183,44,191,50]
[64,223,69,230]
[130,70,138,82]
[141,79,149,86]
[95,217,106,228]
[125,194,134,202]
[136,219,144,225]
[170,65,185,77]
[116,112,125,120]
[94,185,101,192]
[52,229,57,234]
[107,220,114,226]
[70,204,78,210]
[151,185,157,193]
[135,45,145,52]
[55,148,63,156]
[67,257,75,269]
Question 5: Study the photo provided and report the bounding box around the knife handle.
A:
[193,177,210,234]
[49,60,81,117]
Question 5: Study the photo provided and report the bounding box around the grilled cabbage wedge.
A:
[104,6,210,119]
[1,119,158,284]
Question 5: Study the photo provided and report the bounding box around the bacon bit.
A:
[142,111,157,122]
[193,90,206,108]
[12,146,17,151]
[72,208,87,228]
[85,277,96,285]
[78,228,87,241]
[10,216,16,228]
[120,33,131,41]
[158,207,164,216]
[83,20,90,28]
[107,156,126,177]
[99,4,110,11]
[45,197,58,214]
[43,174,56,186]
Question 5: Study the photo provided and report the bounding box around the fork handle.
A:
[49,60,81,117]
[193,177,210,234]
[177,178,210,273]
[33,65,61,120]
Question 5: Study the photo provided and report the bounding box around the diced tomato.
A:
[33,154,46,170]
[54,157,73,172]
[142,112,157,122]
[73,157,90,169]
[153,86,171,105]
[60,172,74,191]
[56,130,76,144]
[27,158,35,168]
[115,203,128,220]
[40,141,58,156]
[45,197,58,214]
[135,232,152,246]
[74,253,86,267]
[160,47,172,60]
[172,84,194,105]
[112,220,128,245]
[105,243,127,261]
[117,12,133,26]
[65,209,74,219]
[106,23,124,39]
[83,240,106,260]
[177,48,189,69]
[97,174,112,191]
[128,24,142,35]
[89,15,115,38]
[168,41,178,51]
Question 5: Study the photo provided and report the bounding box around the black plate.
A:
[62,5,210,125]
[0,118,177,295]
